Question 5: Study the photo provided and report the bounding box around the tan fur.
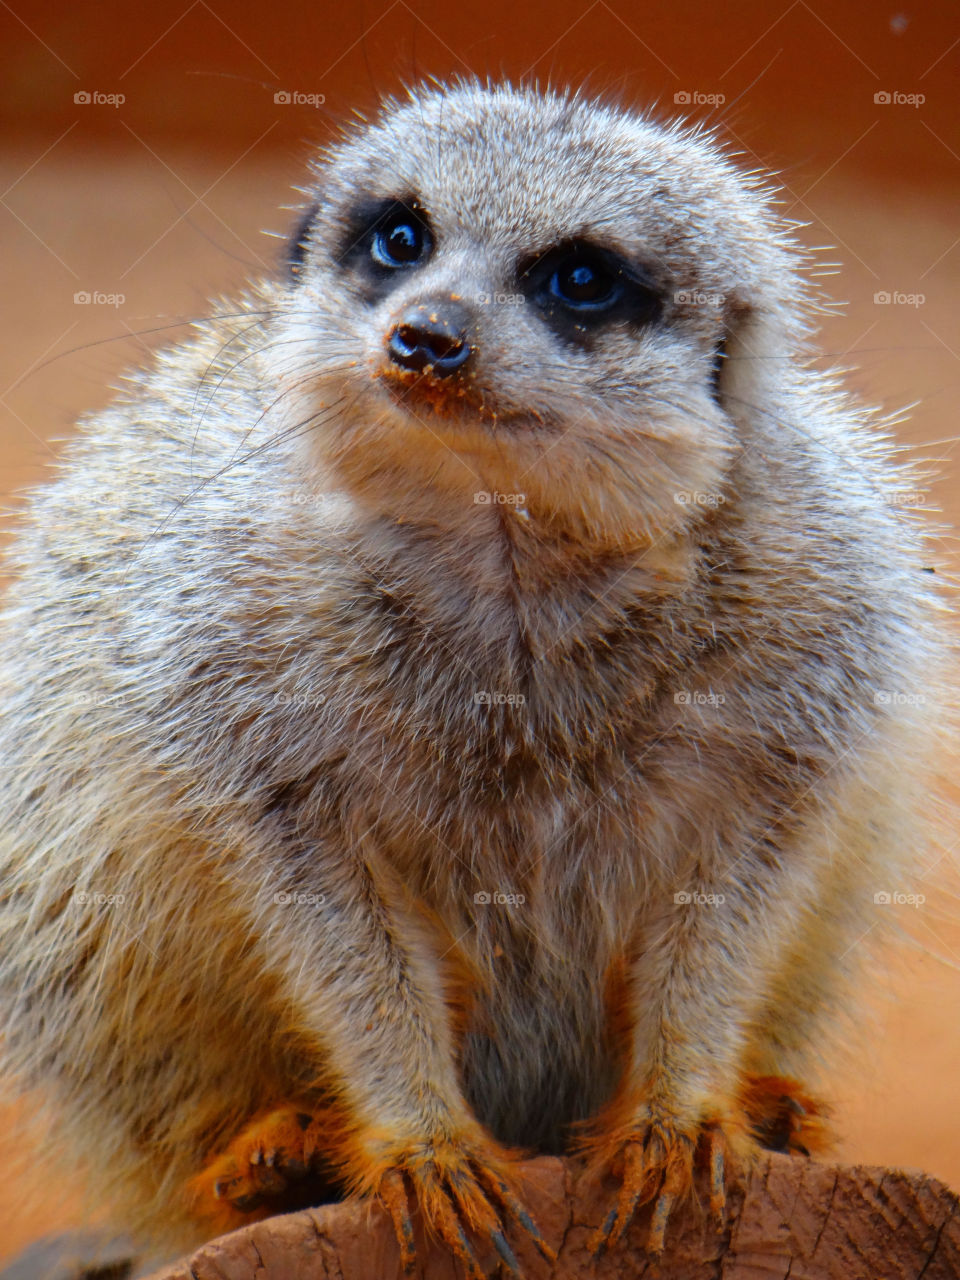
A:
[0,81,952,1267]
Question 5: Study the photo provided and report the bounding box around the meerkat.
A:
[0,80,951,1277]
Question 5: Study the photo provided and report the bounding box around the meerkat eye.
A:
[520,241,662,335]
[548,253,621,311]
[338,198,434,299]
[370,207,432,268]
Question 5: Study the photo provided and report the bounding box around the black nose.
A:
[386,300,473,376]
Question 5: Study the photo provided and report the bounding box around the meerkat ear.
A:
[710,305,766,410]
[286,201,320,283]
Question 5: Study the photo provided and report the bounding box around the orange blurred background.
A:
[1,0,958,1262]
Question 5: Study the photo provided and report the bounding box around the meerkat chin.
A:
[0,81,951,1275]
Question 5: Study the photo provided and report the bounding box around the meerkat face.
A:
[268,83,809,549]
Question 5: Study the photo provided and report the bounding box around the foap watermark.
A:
[873,690,926,707]
[675,490,726,508]
[874,290,925,307]
[74,890,126,906]
[674,289,726,307]
[73,691,127,708]
[874,90,925,107]
[474,890,526,906]
[874,890,925,908]
[474,691,526,707]
[241,492,349,522]
[280,491,344,511]
[74,90,125,108]
[75,291,125,308]
[82,489,130,508]
[474,490,526,506]
[674,90,725,106]
[475,291,525,306]
[674,890,726,906]
[274,90,326,108]
[273,690,326,709]
[674,690,725,707]
[273,891,327,907]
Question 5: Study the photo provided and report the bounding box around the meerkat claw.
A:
[589,1145,648,1256]
[375,1141,544,1279]
[477,1167,556,1262]
[591,1207,619,1258]
[450,1225,484,1280]
[647,1189,676,1256]
[378,1169,417,1275]
[490,1228,521,1274]
[704,1124,728,1223]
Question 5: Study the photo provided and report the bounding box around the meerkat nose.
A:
[386,299,473,376]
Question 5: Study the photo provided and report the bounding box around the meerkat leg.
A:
[186,842,554,1275]
[579,697,933,1259]
[583,750,920,1259]
[735,882,852,1159]
[580,783,830,1257]
[739,763,923,1158]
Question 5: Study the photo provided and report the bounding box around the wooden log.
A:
[137,1152,960,1280]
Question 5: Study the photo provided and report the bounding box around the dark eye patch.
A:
[336,196,433,298]
[519,240,663,340]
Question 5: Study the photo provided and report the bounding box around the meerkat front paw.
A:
[187,1105,345,1225]
[367,1129,556,1279]
[739,1073,831,1157]
[579,1103,745,1258]
[193,1112,554,1278]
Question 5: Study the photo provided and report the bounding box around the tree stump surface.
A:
[139,1151,960,1280]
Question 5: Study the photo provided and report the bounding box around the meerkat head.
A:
[267,81,814,552]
